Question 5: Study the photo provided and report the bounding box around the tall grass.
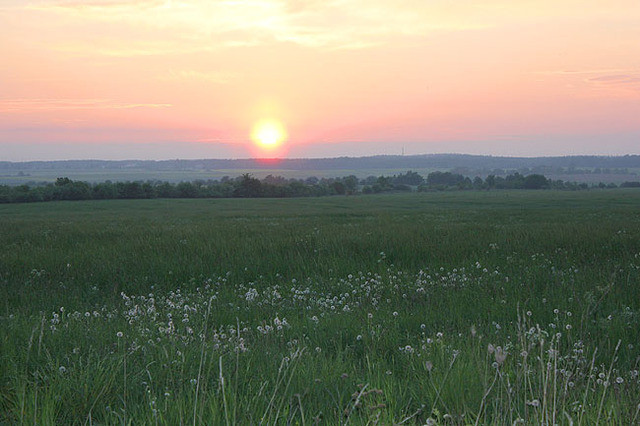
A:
[1,190,639,423]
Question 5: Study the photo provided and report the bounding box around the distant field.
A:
[1,190,640,423]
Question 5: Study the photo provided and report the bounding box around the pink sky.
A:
[1,0,639,160]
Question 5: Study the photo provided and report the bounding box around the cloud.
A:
[11,0,637,57]
[535,69,630,75]
[0,98,172,112]
[159,70,234,84]
[15,0,499,53]
[588,75,640,84]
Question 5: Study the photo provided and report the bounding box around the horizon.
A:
[2,1,640,161]
[3,140,640,163]
[3,151,640,166]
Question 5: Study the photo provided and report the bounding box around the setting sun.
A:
[251,120,287,151]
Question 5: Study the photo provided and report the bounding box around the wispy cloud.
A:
[159,70,234,84]
[0,98,172,112]
[534,69,631,75]
[588,74,640,84]
[16,0,500,53]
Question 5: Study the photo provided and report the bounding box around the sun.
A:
[251,119,287,151]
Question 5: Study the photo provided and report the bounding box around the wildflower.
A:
[116,331,124,338]
[403,345,414,354]
[190,378,197,385]
[356,335,362,341]
[425,361,433,372]
[494,347,507,366]
[392,311,398,317]
[367,313,373,319]
[59,366,67,374]
[527,399,540,407]
[616,377,624,384]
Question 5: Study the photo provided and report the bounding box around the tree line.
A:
[1,171,638,203]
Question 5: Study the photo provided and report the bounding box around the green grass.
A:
[1,190,640,424]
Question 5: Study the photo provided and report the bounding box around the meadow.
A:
[1,190,640,424]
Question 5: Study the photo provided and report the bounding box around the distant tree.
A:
[55,177,72,187]
[393,170,424,186]
[331,181,346,195]
[234,173,262,197]
[473,176,484,189]
[505,172,525,189]
[342,175,359,193]
[141,182,156,198]
[119,182,145,199]
[427,172,465,186]
[263,175,288,186]
[176,181,198,198]
[155,182,176,198]
[304,176,319,185]
[0,185,11,203]
[57,181,91,200]
[362,175,378,185]
[93,181,118,199]
[523,174,549,189]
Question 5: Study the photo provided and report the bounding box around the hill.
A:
[1,154,638,184]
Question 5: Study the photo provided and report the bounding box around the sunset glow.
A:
[1,0,639,160]
[252,120,287,152]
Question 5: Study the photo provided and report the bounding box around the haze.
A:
[1,0,639,161]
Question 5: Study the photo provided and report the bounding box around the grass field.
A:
[1,190,640,424]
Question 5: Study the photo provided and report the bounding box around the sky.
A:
[1,0,639,161]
